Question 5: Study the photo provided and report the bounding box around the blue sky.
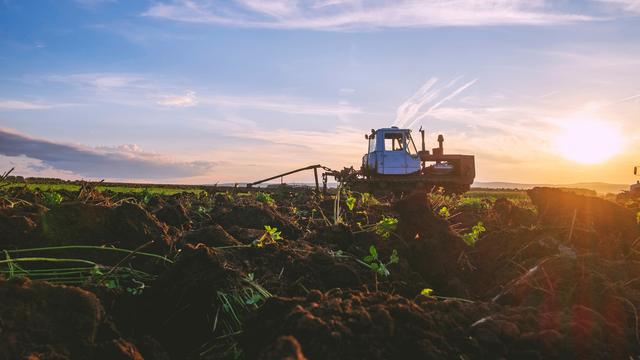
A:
[1,0,639,184]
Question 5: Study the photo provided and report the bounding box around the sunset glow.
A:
[554,119,623,165]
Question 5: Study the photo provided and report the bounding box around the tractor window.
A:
[406,134,418,155]
[368,134,376,152]
[384,133,404,151]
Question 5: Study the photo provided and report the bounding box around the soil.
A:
[2,185,640,359]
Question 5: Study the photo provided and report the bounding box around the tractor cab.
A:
[362,127,421,175]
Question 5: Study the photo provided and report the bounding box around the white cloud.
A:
[143,0,595,31]
[538,49,640,69]
[35,72,358,116]
[238,0,298,18]
[202,119,366,177]
[0,100,73,110]
[595,0,640,13]
[45,73,147,90]
[157,90,198,107]
[203,94,362,116]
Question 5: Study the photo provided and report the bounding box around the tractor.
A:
[353,126,475,193]
[248,126,476,194]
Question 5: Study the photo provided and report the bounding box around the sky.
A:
[0,0,639,185]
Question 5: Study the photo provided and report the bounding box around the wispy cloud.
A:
[204,95,361,116]
[0,99,73,110]
[595,0,640,13]
[44,72,148,90]
[200,119,367,177]
[157,90,198,107]
[0,128,217,180]
[537,49,640,69]
[34,72,359,116]
[143,0,596,31]
[618,93,640,103]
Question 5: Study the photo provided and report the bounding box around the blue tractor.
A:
[358,126,475,193]
[247,126,475,194]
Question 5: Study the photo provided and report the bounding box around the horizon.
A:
[1,0,640,185]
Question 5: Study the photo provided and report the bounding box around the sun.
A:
[554,118,622,165]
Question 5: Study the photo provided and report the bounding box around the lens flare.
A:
[554,119,622,164]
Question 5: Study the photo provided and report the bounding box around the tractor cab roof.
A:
[375,126,411,133]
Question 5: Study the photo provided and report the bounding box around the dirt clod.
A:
[39,202,173,253]
[0,278,102,359]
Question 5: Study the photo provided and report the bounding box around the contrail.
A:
[394,77,438,127]
[407,78,478,129]
[617,93,640,103]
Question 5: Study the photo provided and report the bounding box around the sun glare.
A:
[554,119,622,165]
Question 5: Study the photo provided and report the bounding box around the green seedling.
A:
[256,192,275,207]
[421,288,435,298]
[462,221,486,246]
[42,191,63,208]
[361,245,399,277]
[360,192,380,207]
[358,245,399,292]
[254,225,282,247]
[141,188,152,204]
[346,193,357,211]
[438,206,450,218]
[374,216,398,239]
[354,216,399,239]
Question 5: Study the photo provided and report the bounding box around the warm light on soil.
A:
[554,119,622,164]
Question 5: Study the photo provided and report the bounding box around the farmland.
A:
[2,179,640,359]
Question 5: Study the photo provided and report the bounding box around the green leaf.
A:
[389,249,399,264]
[256,192,275,207]
[377,263,390,277]
[90,266,103,277]
[42,191,63,208]
[369,245,378,258]
[363,255,374,263]
[346,196,357,211]
[374,216,398,239]
[462,221,486,246]
[420,288,434,297]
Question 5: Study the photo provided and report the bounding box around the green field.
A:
[6,182,532,201]
[463,188,532,208]
[5,182,205,195]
